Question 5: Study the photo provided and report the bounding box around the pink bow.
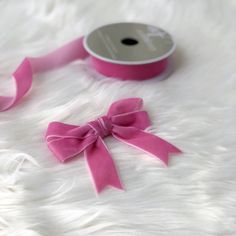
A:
[46,98,182,193]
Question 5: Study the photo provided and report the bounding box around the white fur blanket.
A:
[1,0,236,235]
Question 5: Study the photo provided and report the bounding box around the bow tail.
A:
[114,128,182,166]
[84,137,123,193]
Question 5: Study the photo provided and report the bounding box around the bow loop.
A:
[46,122,97,162]
[107,98,143,117]
[111,110,151,130]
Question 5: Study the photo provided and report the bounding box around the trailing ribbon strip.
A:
[0,38,88,111]
[46,98,182,193]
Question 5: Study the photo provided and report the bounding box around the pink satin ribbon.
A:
[0,37,169,111]
[46,98,181,193]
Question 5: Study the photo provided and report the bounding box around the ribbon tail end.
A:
[167,144,182,154]
[95,179,124,194]
[163,145,182,166]
[110,181,124,191]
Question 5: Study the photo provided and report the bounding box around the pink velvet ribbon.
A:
[0,37,169,111]
[46,98,181,193]
[0,38,88,111]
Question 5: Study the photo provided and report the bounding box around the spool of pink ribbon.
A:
[0,22,175,111]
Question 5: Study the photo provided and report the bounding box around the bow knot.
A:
[46,98,182,193]
[88,115,112,138]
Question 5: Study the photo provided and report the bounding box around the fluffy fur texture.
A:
[0,0,236,235]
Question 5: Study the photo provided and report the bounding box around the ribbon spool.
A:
[84,22,175,80]
[0,22,175,111]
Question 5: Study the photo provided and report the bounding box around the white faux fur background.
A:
[0,0,236,235]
